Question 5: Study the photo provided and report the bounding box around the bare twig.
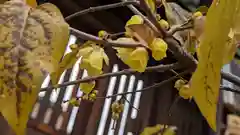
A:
[220,85,240,95]
[122,96,139,111]
[136,0,198,70]
[40,63,180,91]
[158,96,180,135]
[121,0,160,34]
[221,72,240,88]
[70,27,149,49]
[167,25,193,35]
[97,70,190,99]
[65,1,139,21]
[108,32,125,38]
[139,0,166,37]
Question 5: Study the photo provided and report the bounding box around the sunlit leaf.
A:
[125,15,144,27]
[140,124,176,135]
[0,1,69,135]
[80,58,102,76]
[189,0,240,131]
[150,38,168,61]
[130,47,149,72]
[50,50,78,85]
[145,0,156,13]
[222,29,238,65]
[140,124,162,135]
[125,15,144,37]
[80,81,96,94]
[114,38,148,72]
[69,98,80,106]
[127,24,155,44]
[162,128,176,135]
[78,42,108,76]
[126,24,168,61]
[178,84,192,100]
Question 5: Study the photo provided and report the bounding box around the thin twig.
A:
[108,32,125,39]
[65,1,139,21]
[139,0,166,37]
[167,25,193,35]
[220,85,240,95]
[40,63,179,91]
[122,96,139,111]
[121,0,160,35]
[221,72,240,88]
[97,70,190,99]
[159,96,180,135]
[70,27,149,49]
[170,69,187,81]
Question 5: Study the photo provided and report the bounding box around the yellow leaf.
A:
[89,48,104,71]
[80,58,102,76]
[50,50,78,85]
[140,124,176,135]
[161,0,176,25]
[178,84,192,100]
[114,38,148,72]
[189,0,240,131]
[222,30,238,65]
[125,15,144,27]
[26,0,37,8]
[0,1,69,135]
[125,15,144,37]
[78,46,94,58]
[149,38,168,61]
[141,124,162,135]
[78,43,108,76]
[145,0,156,13]
[98,30,108,39]
[174,79,186,90]
[130,47,149,72]
[69,98,80,106]
[80,81,96,94]
[162,128,176,135]
[127,24,155,44]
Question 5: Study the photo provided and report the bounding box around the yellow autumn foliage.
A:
[80,81,96,94]
[114,38,149,72]
[0,1,69,135]
[140,124,176,135]
[189,0,240,131]
[149,38,168,60]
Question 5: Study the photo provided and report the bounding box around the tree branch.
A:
[65,1,139,21]
[220,85,240,95]
[97,70,190,99]
[70,27,149,49]
[139,0,166,37]
[40,63,180,91]
[221,72,240,87]
[137,0,198,70]
[167,25,193,35]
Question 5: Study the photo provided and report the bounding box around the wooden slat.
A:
[114,75,130,135]
[129,73,156,134]
[35,70,72,123]
[102,74,121,135]
[123,75,141,135]
[83,65,111,135]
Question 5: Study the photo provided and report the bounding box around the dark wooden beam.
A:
[47,0,111,34]
[73,0,127,33]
